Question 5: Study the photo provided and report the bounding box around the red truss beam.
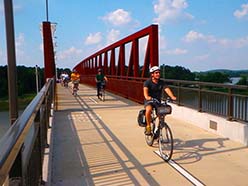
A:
[74,24,159,78]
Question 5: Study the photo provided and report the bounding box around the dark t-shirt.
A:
[96,74,105,82]
[143,78,168,101]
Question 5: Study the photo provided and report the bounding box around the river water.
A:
[0,112,10,139]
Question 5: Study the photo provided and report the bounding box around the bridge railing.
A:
[81,75,247,123]
[0,78,55,186]
[164,79,248,122]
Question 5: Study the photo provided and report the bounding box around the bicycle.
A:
[144,98,174,161]
[98,81,106,101]
[72,82,79,96]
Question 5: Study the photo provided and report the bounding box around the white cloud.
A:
[163,48,187,55]
[183,30,248,48]
[58,46,83,60]
[16,33,25,57]
[16,33,25,47]
[101,9,132,26]
[106,29,120,45]
[183,30,216,43]
[84,32,102,45]
[183,30,205,42]
[153,0,193,24]
[234,3,248,19]
[159,35,167,49]
[183,30,217,44]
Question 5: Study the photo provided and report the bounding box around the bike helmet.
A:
[149,66,160,73]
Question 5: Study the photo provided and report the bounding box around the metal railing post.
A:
[227,88,233,121]
[177,82,181,106]
[198,84,202,112]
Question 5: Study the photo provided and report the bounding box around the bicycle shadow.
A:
[172,137,229,164]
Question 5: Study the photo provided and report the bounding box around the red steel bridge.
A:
[1,17,248,186]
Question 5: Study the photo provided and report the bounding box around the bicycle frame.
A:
[144,99,174,161]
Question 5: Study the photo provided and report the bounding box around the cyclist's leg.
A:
[96,82,101,97]
[144,102,153,135]
[75,83,79,89]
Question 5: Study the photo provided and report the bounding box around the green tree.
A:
[198,72,230,83]
[160,65,195,80]
[237,75,248,85]
[0,66,8,98]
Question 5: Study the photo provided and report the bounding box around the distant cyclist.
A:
[95,68,108,99]
[143,66,176,135]
[70,70,80,94]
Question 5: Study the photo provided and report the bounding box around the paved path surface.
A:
[47,83,248,186]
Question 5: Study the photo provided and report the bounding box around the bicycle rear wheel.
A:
[159,122,173,161]
[145,122,155,146]
[102,88,105,101]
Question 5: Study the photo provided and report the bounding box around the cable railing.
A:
[0,78,55,186]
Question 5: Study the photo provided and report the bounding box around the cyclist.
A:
[70,69,80,94]
[95,68,108,99]
[143,66,176,135]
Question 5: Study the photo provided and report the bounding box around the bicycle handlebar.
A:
[147,97,175,105]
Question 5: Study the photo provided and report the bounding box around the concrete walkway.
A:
[46,83,248,186]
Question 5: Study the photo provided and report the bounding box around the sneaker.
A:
[145,126,152,135]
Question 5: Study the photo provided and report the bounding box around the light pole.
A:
[4,0,22,182]
[46,0,49,21]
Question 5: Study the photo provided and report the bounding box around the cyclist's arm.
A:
[164,87,176,101]
[104,76,108,82]
[144,87,152,101]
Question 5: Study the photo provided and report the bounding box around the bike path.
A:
[47,83,248,186]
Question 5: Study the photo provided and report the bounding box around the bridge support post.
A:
[42,21,56,80]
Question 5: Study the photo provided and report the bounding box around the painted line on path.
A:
[154,150,205,186]
[89,97,98,104]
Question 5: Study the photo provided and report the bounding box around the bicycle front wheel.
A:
[159,123,173,161]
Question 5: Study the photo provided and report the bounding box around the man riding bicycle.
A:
[143,66,176,135]
[95,68,108,99]
[70,69,80,94]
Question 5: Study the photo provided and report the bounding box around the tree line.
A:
[160,65,248,85]
[0,65,247,99]
[0,66,74,99]
[0,66,44,98]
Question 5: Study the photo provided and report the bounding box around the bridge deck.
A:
[46,83,248,186]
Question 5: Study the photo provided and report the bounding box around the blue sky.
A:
[0,0,248,72]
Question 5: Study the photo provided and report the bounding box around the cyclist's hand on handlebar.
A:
[151,98,160,103]
[171,96,176,101]
[167,96,176,103]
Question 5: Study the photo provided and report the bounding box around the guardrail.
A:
[81,75,248,123]
[164,79,248,123]
[0,78,54,186]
